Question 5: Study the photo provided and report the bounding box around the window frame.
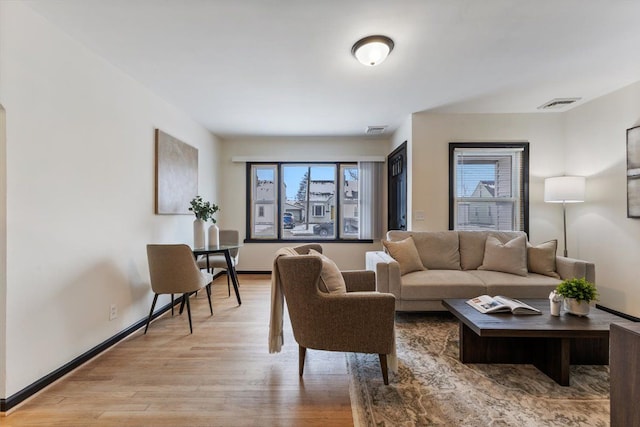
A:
[245,161,374,243]
[448,142,529,235]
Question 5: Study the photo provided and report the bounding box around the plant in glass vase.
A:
[189,196,219,248]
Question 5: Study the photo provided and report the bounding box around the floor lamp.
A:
[544,176,586,257]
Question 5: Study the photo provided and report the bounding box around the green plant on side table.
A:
[555,277,598,316]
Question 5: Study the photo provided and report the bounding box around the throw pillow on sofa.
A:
[478,235,528,277]
[527,240,561,279]
[308,249,347,294]
[382,236,427,275]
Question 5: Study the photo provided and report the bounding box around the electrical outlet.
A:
[109,304,118,321]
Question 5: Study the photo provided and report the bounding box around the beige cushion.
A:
[308,249,347,294]
[478,234,528,277]
[527,240,561,279]
[382,237,427,275]
[459,231,525,270]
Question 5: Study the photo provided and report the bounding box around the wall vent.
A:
[537,98,581,110]
[366,125,387,135]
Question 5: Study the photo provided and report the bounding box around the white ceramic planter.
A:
[208,223,220,247]
[193,218,206,248]
[563,298,591,316]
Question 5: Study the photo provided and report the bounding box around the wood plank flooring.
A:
[2,275,354,426]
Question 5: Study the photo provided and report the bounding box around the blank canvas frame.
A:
[155,129,198,214]
[628,125,640,218]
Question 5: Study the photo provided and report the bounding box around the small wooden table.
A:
[192,244,242,305]
[442,298,630,386]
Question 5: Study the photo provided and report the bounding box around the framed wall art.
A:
[155,129,198,214]
[627,125,640,218]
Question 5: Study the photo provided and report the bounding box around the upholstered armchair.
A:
[275,245,396,384]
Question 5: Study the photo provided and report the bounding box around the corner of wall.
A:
[0,104,7,399]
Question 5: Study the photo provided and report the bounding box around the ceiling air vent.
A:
[537,98,581,110]
[366,125,387,135]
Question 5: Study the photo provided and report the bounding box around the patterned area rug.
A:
[348,313,609,427]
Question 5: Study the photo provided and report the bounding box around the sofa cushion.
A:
[388,230,460,270]
[478,235,528,276]
[468,270,561,298]
[527,240,561,279]
[459,231,525,270]
[400,270,485,300]
[382,237,426,275]
[308,249,347,294]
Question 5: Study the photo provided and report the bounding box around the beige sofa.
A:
[365,230,595,312]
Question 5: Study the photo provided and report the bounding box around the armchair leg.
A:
[378,354,389,385]
[299,345,307,377]
[226,270,231,297]
[144,294,158,334]
[171,294,174,316]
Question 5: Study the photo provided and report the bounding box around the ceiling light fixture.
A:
[351,35,394,66]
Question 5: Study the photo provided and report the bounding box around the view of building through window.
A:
[249,163,361,240]
[450,144,528,232]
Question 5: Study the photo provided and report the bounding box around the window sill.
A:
[243,238,374,244]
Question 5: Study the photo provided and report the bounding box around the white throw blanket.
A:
[268,247,299,353]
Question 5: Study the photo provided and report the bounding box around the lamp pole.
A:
[562,201,568,257]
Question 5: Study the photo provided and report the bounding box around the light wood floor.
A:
[3,275,354,426]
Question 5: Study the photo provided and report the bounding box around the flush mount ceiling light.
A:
[351,35,394,66]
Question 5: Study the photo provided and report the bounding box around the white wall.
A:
[0,2,220,397]
[410,112,565,245]
[564,81,640,317]
[219,136,389,271]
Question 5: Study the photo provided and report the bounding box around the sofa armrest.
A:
[365,251,402,298]
[556,256,596,283]
[341,270,376,292]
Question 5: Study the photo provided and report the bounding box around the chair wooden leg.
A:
[144,294,158,334]
[205,284,213,315]
[171,294,174,316]
[226,270,231,297]
[299,345,307,377]
[378,354,389,385]
[184,292,193,334]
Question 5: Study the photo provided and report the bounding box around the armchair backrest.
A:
[147,244,206,295]
[219,229,240,259]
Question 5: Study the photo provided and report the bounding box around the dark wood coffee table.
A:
[442,298,630,386]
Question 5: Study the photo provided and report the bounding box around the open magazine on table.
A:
[466,295,541,315]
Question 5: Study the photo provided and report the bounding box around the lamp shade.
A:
[351,35,394,66]
[544,176,585,203]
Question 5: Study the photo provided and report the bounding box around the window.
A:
[312,204,325,217]
[449,143,529,234]
[247,162,382,241]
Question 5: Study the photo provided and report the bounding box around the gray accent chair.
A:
[146,244,214,334]
[196,229,240,296]
[276,244,396,384]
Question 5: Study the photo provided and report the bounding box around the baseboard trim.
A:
[1,272,228,413]
[237,270,270,275]
[596,304,640,322]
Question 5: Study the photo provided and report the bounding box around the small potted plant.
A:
[189,195,219,222]
[555,277,598,316]
[189,196,219,248]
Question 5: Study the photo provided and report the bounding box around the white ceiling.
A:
[24,0,640,138]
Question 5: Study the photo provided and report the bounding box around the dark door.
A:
[388,142,407,231]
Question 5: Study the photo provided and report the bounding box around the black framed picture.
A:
[627,125,640,218]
